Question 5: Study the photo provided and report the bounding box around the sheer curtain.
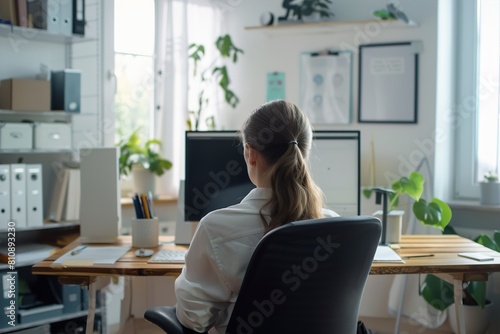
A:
[154,0,221,196]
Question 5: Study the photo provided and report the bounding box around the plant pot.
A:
[132,164,156,195]
[448,301,492,334]
[301,12,322,22]
[479,182,500,205]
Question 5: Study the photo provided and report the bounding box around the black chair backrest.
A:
[225,215,381,334]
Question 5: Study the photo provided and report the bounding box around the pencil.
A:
[141,194,150,219]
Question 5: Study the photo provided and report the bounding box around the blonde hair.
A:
[241,100,324,231]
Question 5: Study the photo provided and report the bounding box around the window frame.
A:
[454,0,481,200]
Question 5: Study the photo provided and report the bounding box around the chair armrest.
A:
[144,306,207,334]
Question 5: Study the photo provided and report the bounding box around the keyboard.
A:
[148,250,187,263]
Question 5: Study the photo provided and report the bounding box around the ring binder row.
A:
[0,164,43,229]
[17,0,86,36]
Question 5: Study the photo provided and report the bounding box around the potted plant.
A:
[278,0,334,22]
[300,0,334,21]
[479,171,500,205]
[188,34,243,130]
[364,171,452,231]
[117,129,173,195]
[423,230,499,334]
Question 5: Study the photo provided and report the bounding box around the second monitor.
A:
[184,130,360,223]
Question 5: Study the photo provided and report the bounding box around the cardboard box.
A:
[0,79,51,111]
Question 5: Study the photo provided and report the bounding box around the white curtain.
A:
[154,0,221,197]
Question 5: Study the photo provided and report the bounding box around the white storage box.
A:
[0,122,33,149]
[34,122,72,149]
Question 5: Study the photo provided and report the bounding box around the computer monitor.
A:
[184,131,254,223]
[184,130,360,222]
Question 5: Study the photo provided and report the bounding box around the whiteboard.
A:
[358,42,418,123]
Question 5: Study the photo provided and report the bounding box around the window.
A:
[114,0,156,143]
[113,0,221,196]
[455,0,500,200]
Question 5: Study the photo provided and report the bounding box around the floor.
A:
[110,316,454,334]
[113,317,164,334]
[360,316,453,334]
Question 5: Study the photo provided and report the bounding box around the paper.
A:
[53,246,131,266]
[373,245,405,263]
[266,72,285,101]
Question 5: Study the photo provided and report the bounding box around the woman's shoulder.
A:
[322,208,340,218]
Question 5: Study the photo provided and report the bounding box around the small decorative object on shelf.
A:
[374,3,417,26]
[278,0,334,24]
[479,171,500,205]
[260,12,274,26]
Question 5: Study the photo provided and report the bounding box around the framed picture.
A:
[299,50,352,125]
[358,42,419,123]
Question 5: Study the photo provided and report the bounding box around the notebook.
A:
[374,245,405,263]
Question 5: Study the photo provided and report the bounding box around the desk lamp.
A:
[371,187,395,245]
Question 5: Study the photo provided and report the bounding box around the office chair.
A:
[145,215,381,334]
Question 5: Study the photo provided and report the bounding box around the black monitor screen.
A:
[184,131,255,222]
[184,130,360,222]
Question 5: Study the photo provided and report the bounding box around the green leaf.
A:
[475,234,500,252]
[363,188,373,199]
[466,281,487,308]
[494,231,500,250]
[392,171,424,201]
[421,275,454,311]
[412,198,450,230]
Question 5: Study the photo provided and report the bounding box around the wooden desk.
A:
[33,234,500,334]
[33,235,186,281]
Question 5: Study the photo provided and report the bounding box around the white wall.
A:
[219,0,441,192]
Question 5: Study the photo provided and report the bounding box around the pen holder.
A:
[131,217,159,248]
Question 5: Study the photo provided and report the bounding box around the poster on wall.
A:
[266,72,285,101]
[299,50,352,125]
[358,42,419,123]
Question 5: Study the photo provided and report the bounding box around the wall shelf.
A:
[245,19,415,35]
[0,23,89,44]
[0,110,73,123]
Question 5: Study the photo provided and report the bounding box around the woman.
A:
[174,100,339,333]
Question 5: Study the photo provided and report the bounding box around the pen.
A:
[403,254,434,259]
[71,245,87,256]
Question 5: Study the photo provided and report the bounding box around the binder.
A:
[0,165,11,229]
[16,0,29,27]
[63,167,80,221]
[48,167,69,222]
[28,0,47,30]
[10,164,27,228]
[46,0,60,34]
[0,0,18,26]
[26,164,43,227]
[59,0,72,36]
[72,0,84,35]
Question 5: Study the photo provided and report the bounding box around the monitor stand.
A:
[174,180,197,245]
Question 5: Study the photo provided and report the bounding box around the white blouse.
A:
[174,188,339,333]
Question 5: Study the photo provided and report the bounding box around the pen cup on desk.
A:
[131,217,159,248]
